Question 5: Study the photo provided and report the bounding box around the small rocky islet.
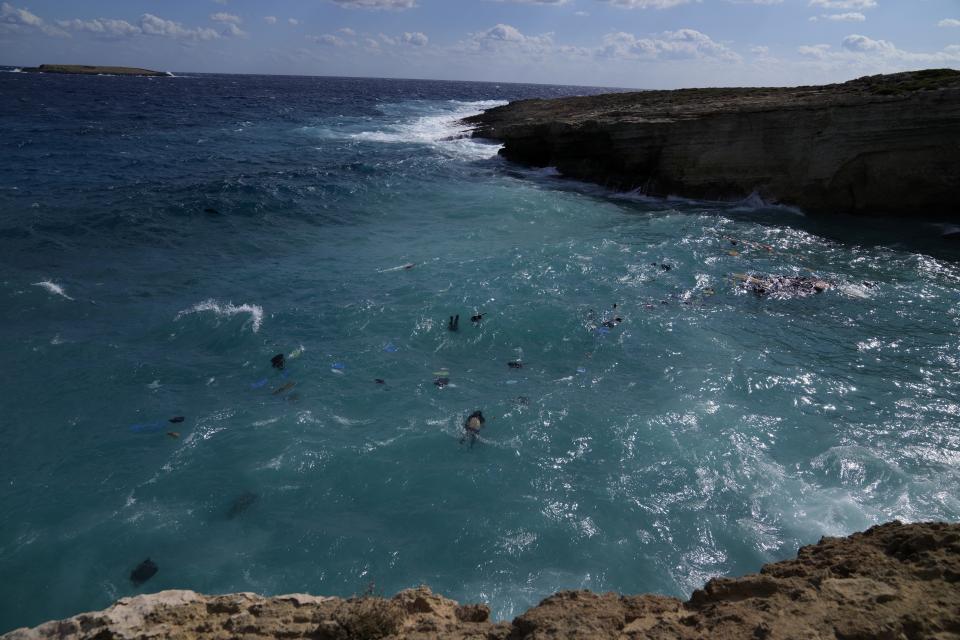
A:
[20,64,171,77]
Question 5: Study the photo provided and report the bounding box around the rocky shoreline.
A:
[465,69,960,219]
[5,521,959,639]
[20,64,170,77]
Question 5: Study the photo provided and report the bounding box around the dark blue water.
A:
[1,70,959,633]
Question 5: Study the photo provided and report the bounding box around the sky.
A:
[1,0,958,88]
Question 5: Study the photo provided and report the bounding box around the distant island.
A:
[20,64,171,77]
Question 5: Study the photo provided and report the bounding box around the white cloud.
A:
[797,33,960,69]
[53,11,244,40]
[808,0,876,9]
[1,2,67,36]
[810,12,866,22]
[210,12,241,24]
[212,0,228,4]
[600,28,741,62]
[728,0,783,4]
[493,0,571,4]
[263,16,277,24]
[841,33,895,53]
[797,43,832,58]
[402,31,428,46]
[140,13,220,40]
[482,23,525,43]
[57,17,140,38]
[602,0,698,8]
[220,22,246,37]
[938,19,960,28]
[463,23,555,56]
[309,33,347,46]
[750,45,770,54]
[327,0,417,9]
[288,18,300,25]
[339,27,356,36]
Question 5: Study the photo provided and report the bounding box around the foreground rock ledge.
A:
[6,522,960,639]
[465,69,960,219]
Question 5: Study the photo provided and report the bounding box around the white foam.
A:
[32,280,73,300]
[729,191,805,215]
[840,283,872,299]
[175,299,264,332]
[349,100,507,160]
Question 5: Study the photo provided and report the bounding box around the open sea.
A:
[1,70,959,633]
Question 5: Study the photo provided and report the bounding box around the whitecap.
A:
[728,191,805,215]
[839,283,872,299]
[32,280,73,300]
[175,299,264,332]
[345,100,507,160]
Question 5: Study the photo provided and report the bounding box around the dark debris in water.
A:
[130,558,158,586]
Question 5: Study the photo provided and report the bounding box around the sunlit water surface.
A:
[1,70,959,632]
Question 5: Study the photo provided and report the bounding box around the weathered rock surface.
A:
[465,69,960,218]
[5,521,959,639]
[20,64,170,77]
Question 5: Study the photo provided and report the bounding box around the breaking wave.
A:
[175,299,264,332]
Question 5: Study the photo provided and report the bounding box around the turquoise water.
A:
[1,71,960,632]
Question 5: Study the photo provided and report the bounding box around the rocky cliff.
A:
[5,521,959,639]
[465,69,960,218]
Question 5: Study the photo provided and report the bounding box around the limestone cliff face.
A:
[5,521,960,639]
[465,70,960,218]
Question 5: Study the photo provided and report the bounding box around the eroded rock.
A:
[465,70,960,219]
[4,522,959,640]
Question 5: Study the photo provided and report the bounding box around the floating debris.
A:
[273,381,296,395]
[130,558,158,586]
[736,274,830,298]
[227,491,258,519]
